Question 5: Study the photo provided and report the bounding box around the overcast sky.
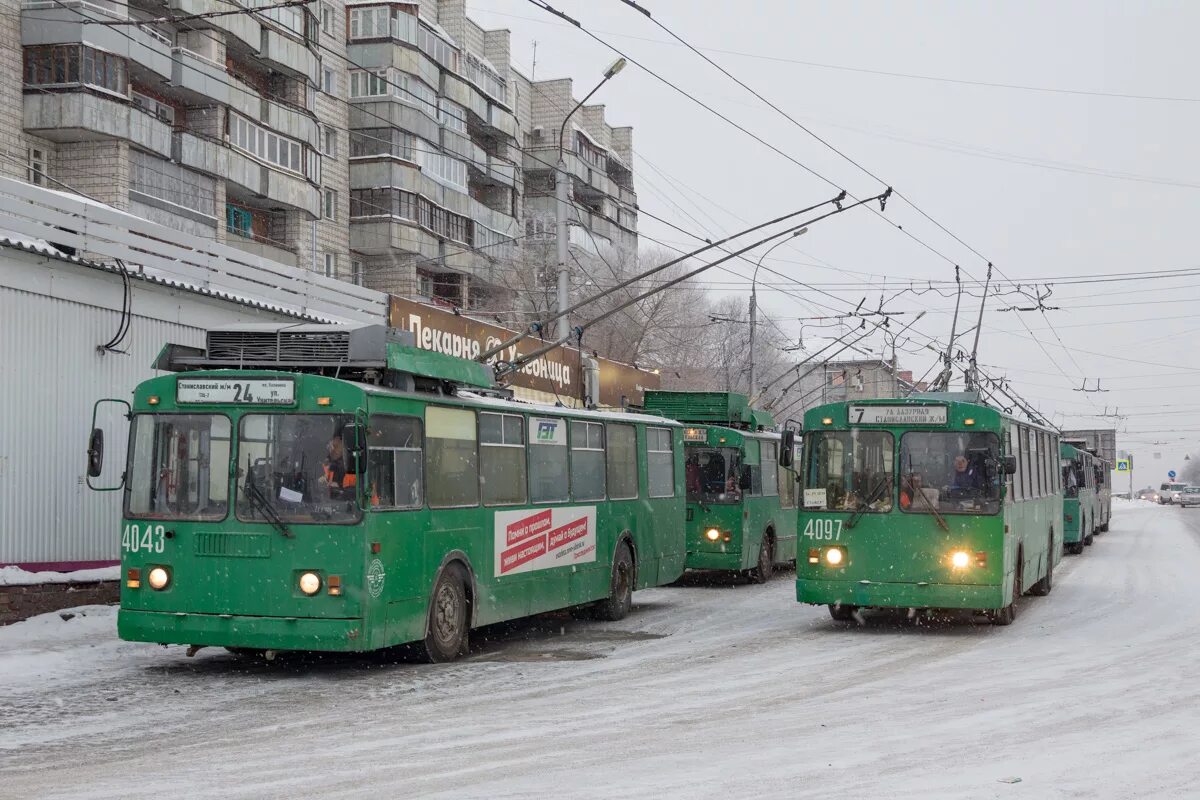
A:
[469,0,1199,487]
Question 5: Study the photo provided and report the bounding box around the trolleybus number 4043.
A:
[177,378,294,405]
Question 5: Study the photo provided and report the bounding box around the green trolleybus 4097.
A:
[643,391,799,582]
[86,323,686,662]
[789,394,1063,625]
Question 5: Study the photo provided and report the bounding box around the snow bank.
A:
[0,604,116,647]
[0,565,119,586]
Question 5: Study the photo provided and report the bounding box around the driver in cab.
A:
[320,433,357,498]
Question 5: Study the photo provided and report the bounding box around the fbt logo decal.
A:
[530,416,566,446]
[493,506,597,577]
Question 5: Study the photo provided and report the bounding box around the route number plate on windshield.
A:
[177,378,294,405]
[848,405,947,425]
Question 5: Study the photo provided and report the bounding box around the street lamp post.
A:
[748,227,807,401]
[555,58,626,340]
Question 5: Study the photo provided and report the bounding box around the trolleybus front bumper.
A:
[797,578,1005,611]
[119,609,368,652]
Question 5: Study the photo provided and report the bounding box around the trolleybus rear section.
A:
[792,395,1062,624]
[93,324,686,660]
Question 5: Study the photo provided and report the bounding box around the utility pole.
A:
[748,227,807,401]
[555,58,626,340]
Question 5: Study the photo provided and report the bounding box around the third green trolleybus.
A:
[643,391,798,581]
[793,394,1062,625]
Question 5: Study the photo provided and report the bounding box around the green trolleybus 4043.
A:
[790,394,1063,625]
[643,391,799,582]
[86,323,686,662]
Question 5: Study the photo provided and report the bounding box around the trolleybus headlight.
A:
[147,566,171,591]
[824,547,844,566]
[950,550,971,569]
[705,528,721,542]
[299,572,321,596]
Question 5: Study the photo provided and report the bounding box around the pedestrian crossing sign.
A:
[1116,459,1131,472]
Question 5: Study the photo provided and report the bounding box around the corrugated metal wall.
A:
[0,252,310,566]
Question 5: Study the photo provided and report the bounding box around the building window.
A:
[322,126,337,157]
[321,252,336,277]
[322,66,336,95]
[349,69,389,98]
[320,1,335,35]
[24,44,127,95]
[131,150,217,217]
[226,205,253,238]
[228,111,316,180]
[27,148,46,186]
[323,188,337,220]
[350,127,413,160]
[439,98,467,134]
[351,259,364,285]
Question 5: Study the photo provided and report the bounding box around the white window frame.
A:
[323,187,337,221]
[323,252,336,278]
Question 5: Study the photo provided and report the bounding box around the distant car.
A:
[1181,488,1200,508]
[1158,482,1189,504]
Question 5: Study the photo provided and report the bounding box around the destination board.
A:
[177,378,295,405]
[848,405,947,425]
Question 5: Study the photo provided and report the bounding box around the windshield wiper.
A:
[245,470,292,538]
[846,475,889,529]
[906,473,950,532]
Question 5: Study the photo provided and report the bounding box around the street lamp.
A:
[748,227,808,400]
[555,58,627,340]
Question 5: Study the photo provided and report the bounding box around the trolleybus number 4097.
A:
[803,519,843,541]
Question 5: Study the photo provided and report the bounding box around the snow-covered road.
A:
[2,499,1197,799]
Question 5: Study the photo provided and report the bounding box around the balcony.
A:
[266,99,320,151]
[174,130,225,177]
[169,0,259,51]
[21,2,172,81]
[468,153,516,190]
[260,28,320,86]
[25,92,171,158]
[349,218,441,259]
[174,130,320,220]
[225,233,298,268]
[169,46,231,105]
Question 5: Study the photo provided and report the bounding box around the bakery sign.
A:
[388,296,659,407]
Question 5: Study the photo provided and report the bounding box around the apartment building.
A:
[1,0,637,304]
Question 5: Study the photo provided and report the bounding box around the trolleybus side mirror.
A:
[86,398,131,491]
[87,428,104,478]
[341,422,365,475]
[780,430,796,467]
[1003,455,1018,475]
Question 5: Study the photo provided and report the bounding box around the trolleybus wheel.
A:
[1099,520,1109,532]
[593,541,634,622]
[828,603,858,622]
[1067,541,1084,555]
[423,564,470,663]
[749,533,775,584]
[1029,533,1054,596]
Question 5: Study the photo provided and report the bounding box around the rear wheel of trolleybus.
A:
[1083,515,1095,547]
[423,564,471,663]
[989,548,1022,626]
[748,530,775,584]
[828,603,858,622]
[593,541,635,622]
[1028,532,1055,596]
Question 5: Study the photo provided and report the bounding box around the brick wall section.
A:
[311,7,350,278]
[611,126,634,167]
[579,105,612,151]
[530,79,572,135]
[0,582,119,626]
[58,141,130,210]
[0,0,56,183]
[436,0,467,49]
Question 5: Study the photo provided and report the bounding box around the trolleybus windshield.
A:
[126,414,231,521]
[236,414,362,524]
[803,431,894,512]
[685,447,743,504]
[899,431,1001,515]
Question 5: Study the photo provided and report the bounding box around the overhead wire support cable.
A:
[478,192,847,363]
[496,192,889,378]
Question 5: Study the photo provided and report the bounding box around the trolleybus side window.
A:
[367,415,422,509]
[529,416,568,503]
[778,455,796,509]
[606,423,638,500]
[761,441,778,497]
[743,439,762,497]
[805,430,894,512]
[1009,424,1024,501]
[1030,429,1041,497]
[570,421,606,501]
[899,430,1001,515]
[426,406,479,508]
[127,414,231,521]
[479,412,526,506]
[646,426,675,498]
[236,414,361,524]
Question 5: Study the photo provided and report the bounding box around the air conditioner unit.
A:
[532,125,544,138]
